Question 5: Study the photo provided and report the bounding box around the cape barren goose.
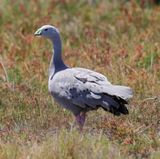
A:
[34,25,133,130]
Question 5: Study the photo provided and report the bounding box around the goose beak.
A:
[34,29,42,36]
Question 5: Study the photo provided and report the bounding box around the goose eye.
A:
[44,28,48,31]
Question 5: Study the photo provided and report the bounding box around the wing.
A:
[73,68,133,100]
[50,67,133,113]
[74,67,111,85]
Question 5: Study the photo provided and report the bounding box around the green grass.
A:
[0,0,160,158]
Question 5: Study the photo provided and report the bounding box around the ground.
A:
[0,0,160,159]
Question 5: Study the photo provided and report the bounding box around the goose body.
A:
[35,25,133,129]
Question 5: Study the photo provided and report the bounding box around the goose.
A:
[34,25,133,130]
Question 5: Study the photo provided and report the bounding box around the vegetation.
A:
[0,0,160,158]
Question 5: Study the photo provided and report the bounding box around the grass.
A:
[0,0,160,158]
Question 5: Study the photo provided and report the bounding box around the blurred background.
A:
[0,0,160,159]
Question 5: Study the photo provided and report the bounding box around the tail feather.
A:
[101,93,129,116]
[117,104,129,115]
[101,103,129,116]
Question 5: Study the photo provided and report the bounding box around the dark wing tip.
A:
[118,105,129,115]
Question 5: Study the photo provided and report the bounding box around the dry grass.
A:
[0,0,160,158]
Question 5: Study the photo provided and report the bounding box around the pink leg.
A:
[76,112,86,131]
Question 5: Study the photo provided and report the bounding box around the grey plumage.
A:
[49,67,132,115]
[35,25,133,129]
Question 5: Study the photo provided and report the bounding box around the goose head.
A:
[34,25,59,39]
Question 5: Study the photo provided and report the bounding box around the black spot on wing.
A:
[74,76,101,85]
[90,74,105,81]
[74,76,87,83]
